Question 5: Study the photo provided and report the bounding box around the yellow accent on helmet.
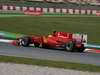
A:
[48,35,52,37]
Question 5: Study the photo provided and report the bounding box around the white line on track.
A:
[0,39,13,43]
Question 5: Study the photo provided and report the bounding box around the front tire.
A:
[18,36,30,47]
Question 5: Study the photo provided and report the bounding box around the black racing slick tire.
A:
[65,41,75,52]
[18,36,30,47]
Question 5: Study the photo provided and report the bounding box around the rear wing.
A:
[72,33,87,45]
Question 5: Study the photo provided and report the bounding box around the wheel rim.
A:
[65,41,73,51]
[19,39,25,46]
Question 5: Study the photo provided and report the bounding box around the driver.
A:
[52,31,57,36]
[48,31,57,37]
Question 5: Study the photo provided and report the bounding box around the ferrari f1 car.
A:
[14,31,87,52]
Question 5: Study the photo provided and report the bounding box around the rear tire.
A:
[65,41,75,52]
[65,41,85,52]
[18,36,30,47]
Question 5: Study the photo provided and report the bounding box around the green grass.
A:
[0,55,100,72]
[0,15,100,44]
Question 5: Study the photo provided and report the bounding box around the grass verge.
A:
[0,55,100,72]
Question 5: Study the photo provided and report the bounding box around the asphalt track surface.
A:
[0,43,100,66]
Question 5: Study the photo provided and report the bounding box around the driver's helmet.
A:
[48,35,53,37]
[52,31,57,36]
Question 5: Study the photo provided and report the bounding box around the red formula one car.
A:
[15,31,87,52]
